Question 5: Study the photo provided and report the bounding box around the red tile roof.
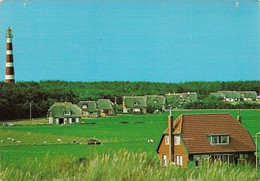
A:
[165,114,256,154]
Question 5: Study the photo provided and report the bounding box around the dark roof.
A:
[97,99,114,110]
[123,96,147,108]
[78,101,97,112]
[163,114,256,154]
[218,91,240,99]
[239,91,257,99]
[147,95,166,105]
[48,102,82,118]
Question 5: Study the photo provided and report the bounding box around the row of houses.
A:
[123,93,198,114]
[47,99,115,124]
[210,91,257,102]
[47,90,258,124]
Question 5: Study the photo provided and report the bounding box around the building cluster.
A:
[210,91,257,102]
[47,90,259,125]
[122,93,198,114]
[157,113,256,167]
[47,99,116,124]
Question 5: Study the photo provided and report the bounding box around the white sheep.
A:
[43,141,47,144]
[7,137,11,140]
[17,141,21,143]
[147,139,155,143]
[0,140,3,143]
[11,138,15,142]
[57,139,62,142]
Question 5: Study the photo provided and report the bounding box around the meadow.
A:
[0,109,260,180]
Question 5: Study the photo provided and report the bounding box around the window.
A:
[208,135,229,145]
[174,136,180,145]
[221,135,228,144]
[176,155,183,166]
[82,105,88,109]
[162,155,167,167]
[134,101,139,106]
[165,136,169,145]
[64,110,71,115]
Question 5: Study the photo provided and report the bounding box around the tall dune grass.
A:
[0,150,259,181]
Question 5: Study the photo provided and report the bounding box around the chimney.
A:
[168,109,174,165]
[5,27,15,83]
[237,110,242,124]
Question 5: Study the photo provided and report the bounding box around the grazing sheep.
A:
[43,141,47,144]
[0,140,3,143]
[147,139,155,143]
[28,132,31,135]
[11,138,16,142]
[7,137,12,140]
[17,141,21,143]
[57,139,62,142]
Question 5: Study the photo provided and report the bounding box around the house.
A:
[165,92,197,108]
[157,113,256,168]
[181,92,198,102]
[47,102,82,124]
[122,96,147,114]
[97,99,115,116]
[165,93,183,109]
[218,91,240,102]
[78,101,99,118]
[239,91,257,101]
[146,95,166,113]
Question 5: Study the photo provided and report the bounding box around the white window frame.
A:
[162,154,167,167]
[174,136,180,145]
[165,136,169,145]
[209,135,229,145]
[176,155,183,166]
[64,110,71,115]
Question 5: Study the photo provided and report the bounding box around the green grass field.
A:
[0,109,260,180]
[0,109,259,159]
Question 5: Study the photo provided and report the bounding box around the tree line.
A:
[0,80,259,120]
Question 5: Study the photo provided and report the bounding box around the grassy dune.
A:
[0,150,259,181]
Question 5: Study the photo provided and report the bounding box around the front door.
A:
[59,118,64,124]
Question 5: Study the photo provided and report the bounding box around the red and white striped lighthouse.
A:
[5,27,15,83]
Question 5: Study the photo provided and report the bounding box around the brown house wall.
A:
[173,136,188,168]
[158,135,188,167]
[158,135,170,165]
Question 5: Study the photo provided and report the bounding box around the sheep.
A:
[43,141,47,144]
[17,141,21,143]
[57,139,62,142]
[11,138,16,142]
[0,140,3,143]
[147,139,155,143]
[7,137,12,140]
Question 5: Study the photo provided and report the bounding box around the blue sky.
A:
[0,0,259,82]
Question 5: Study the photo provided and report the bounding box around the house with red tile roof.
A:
[157,113,256,167]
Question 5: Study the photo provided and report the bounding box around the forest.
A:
[0,80,259,120]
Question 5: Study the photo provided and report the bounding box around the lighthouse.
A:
[5,27,15,83]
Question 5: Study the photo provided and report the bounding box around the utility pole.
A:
[30,102,32,121]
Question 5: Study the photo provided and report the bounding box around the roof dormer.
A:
[207,134,230,145]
